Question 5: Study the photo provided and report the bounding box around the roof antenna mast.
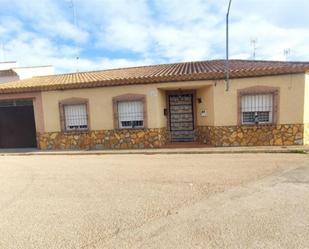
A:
[68,0,79,72]
[283,48,291,61]
[225,0,232,91]
[250,38,257,60]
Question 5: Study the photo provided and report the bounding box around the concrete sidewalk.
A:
[0,145,308,156]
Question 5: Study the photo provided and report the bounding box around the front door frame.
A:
[166,89,197,142]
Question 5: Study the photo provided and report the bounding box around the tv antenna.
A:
[250,38,257,60]
[283,48,291,61]
[67,0,80,72]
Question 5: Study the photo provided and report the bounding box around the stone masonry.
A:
[196,124,304,146]
[37,125,307,150]
[37,128,168,150]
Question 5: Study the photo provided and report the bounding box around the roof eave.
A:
[0,69,307,95]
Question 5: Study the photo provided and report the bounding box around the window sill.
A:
[240,123,275,126]
[62,130,90,134]
[116,127,146,130]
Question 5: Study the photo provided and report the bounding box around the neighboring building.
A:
[0,59,308,149]
[0,61,54,84]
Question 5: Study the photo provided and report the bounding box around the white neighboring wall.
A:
[0,61,17,70]
[12,66,54,80]
[0,61,54,83]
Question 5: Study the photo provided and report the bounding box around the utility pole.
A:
[225,0,232,91]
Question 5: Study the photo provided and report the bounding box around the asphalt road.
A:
[0,154,308,248]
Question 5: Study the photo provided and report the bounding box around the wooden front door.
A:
[169,93,195,142]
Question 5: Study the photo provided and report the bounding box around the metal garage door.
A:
[0,100,37,148]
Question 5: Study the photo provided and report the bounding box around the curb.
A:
[0,148,308,156]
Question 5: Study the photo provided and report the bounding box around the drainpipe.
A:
[225,0,232,91]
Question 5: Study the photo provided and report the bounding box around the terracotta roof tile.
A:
[0,59,308,94]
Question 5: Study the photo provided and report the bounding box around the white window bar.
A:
[64,104,88,131]
[118,101,144,129]
[241,94,273,124]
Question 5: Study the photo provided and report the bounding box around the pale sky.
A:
[0,0,308,73]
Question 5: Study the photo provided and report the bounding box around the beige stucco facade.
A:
[41,80,214,132]
[42,84,165,132]
[196,86,214,126]
[304,73,309,123]
[212,74,306,126]
[300,72,309,145]
[40,73,306,133]
[0,72,308,149]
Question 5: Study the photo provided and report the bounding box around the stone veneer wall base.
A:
[37,128,168,150]
[37,125,306,150]
[196,124,304,147]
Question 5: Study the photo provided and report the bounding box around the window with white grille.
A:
[241,94,273,124]
[118,101,144,128]
[64,104,88,131]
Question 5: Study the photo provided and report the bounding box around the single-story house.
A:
[0,59,308,150]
